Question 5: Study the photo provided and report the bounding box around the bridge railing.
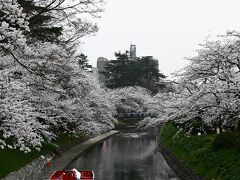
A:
[114,113,157,119]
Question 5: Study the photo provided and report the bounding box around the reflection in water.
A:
[66,130,179,180]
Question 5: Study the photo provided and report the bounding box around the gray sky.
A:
[81,0,240,77]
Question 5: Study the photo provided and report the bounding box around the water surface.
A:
[66,130,179,180]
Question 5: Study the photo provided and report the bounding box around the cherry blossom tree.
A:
[108,86,152,114]
[0,0,29,52]
[0,43,116,151]
[175,32,240,131]
[140,32,240,134]
[0,55,53,152]
[0,0,115,152]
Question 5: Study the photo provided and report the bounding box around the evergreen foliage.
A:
[17,0,63,42]
[77,53,92,71]
[104,51,166,93]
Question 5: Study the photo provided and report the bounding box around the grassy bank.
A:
[0,133,87,178]
[160,124,240,180]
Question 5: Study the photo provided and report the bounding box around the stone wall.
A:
[2,154,54,180]
[158,136,205,180]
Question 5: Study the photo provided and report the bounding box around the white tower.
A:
[130,44,136,61]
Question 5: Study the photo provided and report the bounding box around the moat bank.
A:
[159,124,240,180]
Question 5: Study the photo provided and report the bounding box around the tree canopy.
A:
[0,0,115,153]
[104,51,166,93]
[139,31,240,134]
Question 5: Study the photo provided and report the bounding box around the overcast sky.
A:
[80,0,240,77]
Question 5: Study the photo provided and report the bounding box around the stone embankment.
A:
[2,130,119,180]
[158,129,205,180]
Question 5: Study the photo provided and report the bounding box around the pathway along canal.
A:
[66,129,179,180]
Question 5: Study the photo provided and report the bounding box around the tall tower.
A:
[97,57,108,85]
[130,44,136,61]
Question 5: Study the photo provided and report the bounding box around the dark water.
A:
[66,129,179,180]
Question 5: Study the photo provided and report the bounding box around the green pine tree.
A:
[18,0,63,42]
[105,51,132,88]
[77,53,92,71]
[104,51,166,93]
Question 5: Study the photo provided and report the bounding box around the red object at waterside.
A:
[47,162,52,167]
[79,170,94,179]
[50,170,94,180]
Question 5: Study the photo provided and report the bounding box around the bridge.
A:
[114,113,158,128]
[114,113,157,120]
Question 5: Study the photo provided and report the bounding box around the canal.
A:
[66,129,179,180]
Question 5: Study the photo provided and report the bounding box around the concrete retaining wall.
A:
[158,130,205,180]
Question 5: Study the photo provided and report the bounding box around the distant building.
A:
[142,56,159,68]
[143,56,153,60]
[97,57,109,84]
